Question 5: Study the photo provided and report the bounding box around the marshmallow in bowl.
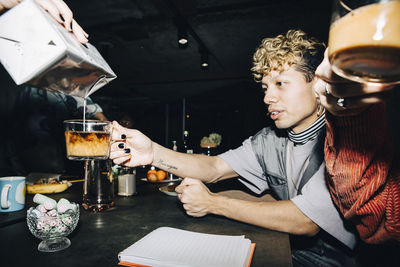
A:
[30,194,78,235]
[33,194,57,210]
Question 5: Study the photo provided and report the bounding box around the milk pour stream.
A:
[83,98,87,127]
[82,76,106,127]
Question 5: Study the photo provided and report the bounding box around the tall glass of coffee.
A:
[328,0,400,85]
[64,120,111,160]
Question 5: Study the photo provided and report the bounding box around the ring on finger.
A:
[337,98,346,108]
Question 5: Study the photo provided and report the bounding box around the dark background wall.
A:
[0,0,333,176]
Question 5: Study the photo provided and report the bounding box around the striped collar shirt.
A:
[288,111,326,145]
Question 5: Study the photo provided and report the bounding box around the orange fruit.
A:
[156,170,167,181]
[147,169,158,182]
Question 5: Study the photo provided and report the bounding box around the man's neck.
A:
[288,111,325,145]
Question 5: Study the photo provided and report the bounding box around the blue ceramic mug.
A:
[0,176,26,212]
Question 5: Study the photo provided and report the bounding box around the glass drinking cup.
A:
[64,120,111,160]
[328,0,400,85]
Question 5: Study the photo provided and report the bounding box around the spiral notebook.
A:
[118,227,255,267]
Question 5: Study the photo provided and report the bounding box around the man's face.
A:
[262,66,318,133]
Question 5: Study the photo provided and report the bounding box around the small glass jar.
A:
[118,167,136,196]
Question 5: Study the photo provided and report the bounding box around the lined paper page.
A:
[118,227,251,267]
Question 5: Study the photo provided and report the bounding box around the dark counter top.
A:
[0,179,292,267]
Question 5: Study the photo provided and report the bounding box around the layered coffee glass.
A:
[64,120,111,160]
[328,0,400,85]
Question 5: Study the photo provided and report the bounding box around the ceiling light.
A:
[176,18,188,48]
[178,38,188,45]
[200,50,209,69]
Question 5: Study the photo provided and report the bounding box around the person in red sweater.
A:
[314,49,400,244]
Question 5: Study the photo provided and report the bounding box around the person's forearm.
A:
[209,195,319,235]
[151,143,236,183]
[93,112,107,121]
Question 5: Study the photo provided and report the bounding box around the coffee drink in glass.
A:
[64,120,111,160]
[328,0,400,85]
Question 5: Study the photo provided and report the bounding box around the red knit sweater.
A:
[325,103,400,244]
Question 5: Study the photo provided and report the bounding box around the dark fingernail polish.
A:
[121,134,126,140]
[118,143,124,149]
[124,148,131,154]
[59,14,65,22]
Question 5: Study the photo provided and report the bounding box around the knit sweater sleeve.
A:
[325,103,400,244]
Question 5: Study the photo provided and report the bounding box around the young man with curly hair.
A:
[110,30,359,266]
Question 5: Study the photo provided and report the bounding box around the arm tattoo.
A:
[156,159,178,171]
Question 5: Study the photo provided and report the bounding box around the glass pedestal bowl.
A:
[27,204,79,252]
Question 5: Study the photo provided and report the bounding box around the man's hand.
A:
[0,0,89,43]
[109,121,154,167]
[314,49,394,116]
[176,178,215,217]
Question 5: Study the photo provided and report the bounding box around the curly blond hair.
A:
[251,29,325,82]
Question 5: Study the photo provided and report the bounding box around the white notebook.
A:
[118,227,255,267]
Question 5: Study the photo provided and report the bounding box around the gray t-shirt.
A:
[218,137,357,249]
